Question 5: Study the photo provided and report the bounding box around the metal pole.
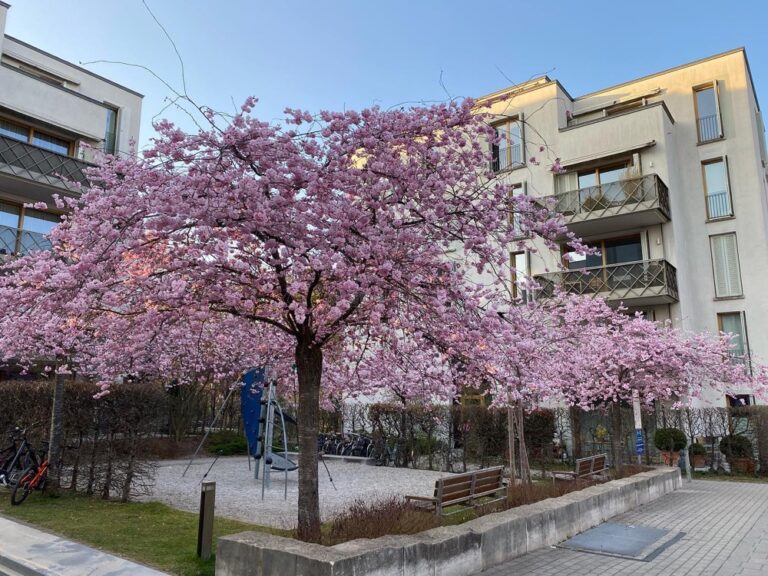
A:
[183,385,237,477]
[197,481,216,560]
[632,391,644,465]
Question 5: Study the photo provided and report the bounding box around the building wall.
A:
[478,49,768,406]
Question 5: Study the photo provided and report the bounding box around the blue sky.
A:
[5,0,768,150]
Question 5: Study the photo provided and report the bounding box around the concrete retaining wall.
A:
[216,467,681,576]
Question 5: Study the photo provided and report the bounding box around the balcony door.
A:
[566,235,643,270]
[578,163,631,210]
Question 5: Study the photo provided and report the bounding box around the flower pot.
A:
[661,451,680,466]
[691,454,706,468]
[729,457,755,474]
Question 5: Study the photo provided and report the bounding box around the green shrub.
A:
[719,435,753,459]
[689,442,707,456]
[206,430,248,456]
[653,428,687,452]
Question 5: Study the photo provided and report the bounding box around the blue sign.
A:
[240,368,265,458]
[635,429,645,455]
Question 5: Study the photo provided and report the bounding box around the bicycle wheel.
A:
[10,466,36,505]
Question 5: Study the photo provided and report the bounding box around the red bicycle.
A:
[10,454,49,505]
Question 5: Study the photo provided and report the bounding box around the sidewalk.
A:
[0,516,168,576]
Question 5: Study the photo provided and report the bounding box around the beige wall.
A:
[479,49,768,406]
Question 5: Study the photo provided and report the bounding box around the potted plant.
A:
[654,428,687,466]
[719,435,755,474]
[689,442,707,468]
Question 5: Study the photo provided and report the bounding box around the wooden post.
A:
[197,481,216,560]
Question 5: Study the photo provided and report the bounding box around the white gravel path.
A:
[141,456,446,529]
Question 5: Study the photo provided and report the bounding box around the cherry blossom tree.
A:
[0,98,583,541]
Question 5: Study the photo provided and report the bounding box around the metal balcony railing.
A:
[698,114,721,142]
[534,259,679,303]
[0,134,91,191]
[0,223,51,256]
[492,143,522,172]
[706,190,732,219]
[553,173,670,223]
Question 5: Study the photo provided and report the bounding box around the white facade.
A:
[479,49,768,407]
[0,1,142,254]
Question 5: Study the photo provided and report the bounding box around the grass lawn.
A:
[0,491,287,576]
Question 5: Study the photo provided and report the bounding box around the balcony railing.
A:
[553,173,670,223]
[706,190,732,219]
[492,143,522,172]
[534,259,679,304]
[0,224,51,256]
[698,114,721,142]
[0,134,91,192]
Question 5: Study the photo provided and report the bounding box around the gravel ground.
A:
[141,456,446,529]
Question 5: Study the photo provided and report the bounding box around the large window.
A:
[492,119,523,172]
[702,158,732,219]
[510,182,526,238]
[694,83,723,143]
[566,235,643,270]
[0,202,59,255]
[710,233,742,298]
[577,163,631,208]
[0,116,73,156]
[718,312,748,362]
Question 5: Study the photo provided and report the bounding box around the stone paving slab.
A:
[479,479,768,576]
[0,516,168,576]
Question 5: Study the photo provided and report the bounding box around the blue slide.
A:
[240,368,265,458]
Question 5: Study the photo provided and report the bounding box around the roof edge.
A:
[4,35,144,98]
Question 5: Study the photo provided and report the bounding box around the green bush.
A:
[719,435,753,459]
[206,430,248,456]
[653,428,687,452]
[689,442,707,456]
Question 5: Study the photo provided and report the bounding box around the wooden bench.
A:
[405,466,507,517]
[551,453,608,483]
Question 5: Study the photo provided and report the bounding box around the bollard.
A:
[197,481,216,560]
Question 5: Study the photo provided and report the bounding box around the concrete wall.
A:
[216,467,681,576]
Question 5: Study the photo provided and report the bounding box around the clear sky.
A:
[5,0,768,150]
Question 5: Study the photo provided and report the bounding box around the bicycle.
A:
[11,458,48,505]
[0,427,38,487]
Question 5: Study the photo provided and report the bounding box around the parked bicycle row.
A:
[316,433,414,467]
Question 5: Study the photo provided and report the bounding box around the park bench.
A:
[551,453,608,483]
[405,466,507,517]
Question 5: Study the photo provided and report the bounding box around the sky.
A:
[4,0,768,151]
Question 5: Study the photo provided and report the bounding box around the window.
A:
[694,83,723,143]
[492,118,523,171]
[0,118,28,143]
[511,182,526,237]
[511,251,530,301]
[577,163,631,209]
[0,203,60,255]
[710,233,742,298]
[104,107,118,155]
[31,132,70,155]
[0,116,73,156]
[702,158,732,219]
[718,312,749,362]
[565,235,643,270]
[727,394,754,407]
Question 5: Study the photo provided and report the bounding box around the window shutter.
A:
[711,234,742,297]
[714,80,724,138]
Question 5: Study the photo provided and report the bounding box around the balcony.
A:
[534,259,679,306]
[551,174,670,237]
[0,134,91,193]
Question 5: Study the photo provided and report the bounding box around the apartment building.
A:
[0,1,142,256]
[479,48,768,407]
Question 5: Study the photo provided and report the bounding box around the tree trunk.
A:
[295,341,323,543]
[506,405,517,486]
[47,370,66,492]
[610,403,623,470]
[517,403,531,484]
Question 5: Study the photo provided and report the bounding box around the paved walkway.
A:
[480,479,768,576]
[0,516,167,576]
